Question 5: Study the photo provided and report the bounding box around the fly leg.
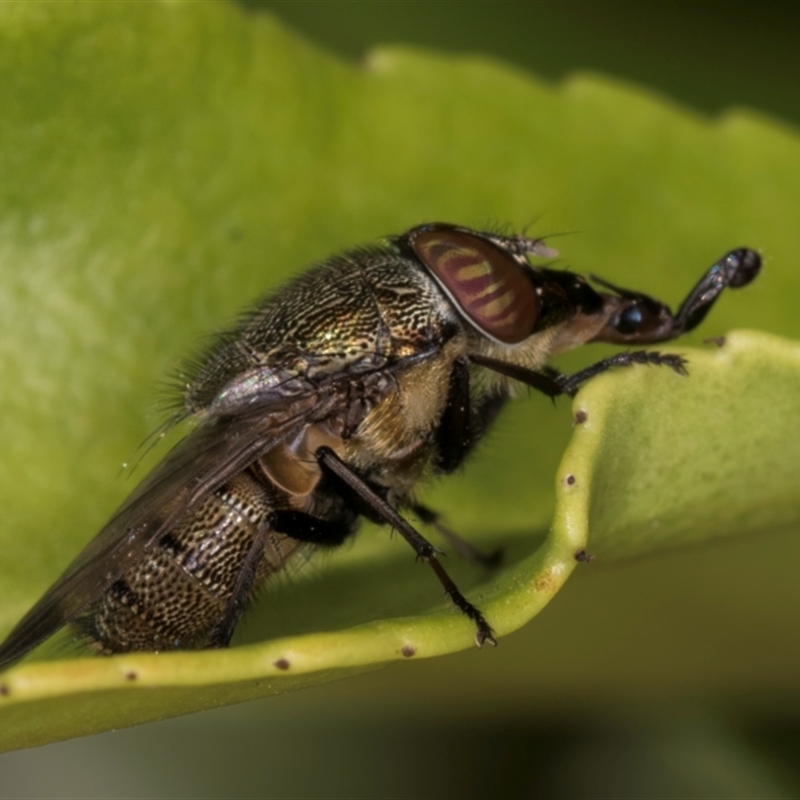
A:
[470,351,686,399]
[426,355,505,566]
[206,508,353,649]
[435,355,508,473]
[556,351,687,396]
[268,510,353,546]
[207,533,266,648]
[316,446,496,647]
[434,354,472,473]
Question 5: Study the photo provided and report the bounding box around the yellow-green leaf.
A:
[0,1,798,752]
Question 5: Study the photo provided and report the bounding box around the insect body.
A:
[0,224,761,665]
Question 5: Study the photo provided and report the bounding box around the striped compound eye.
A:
[409,226,540,344]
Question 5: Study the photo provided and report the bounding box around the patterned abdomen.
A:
[80,471,300,653]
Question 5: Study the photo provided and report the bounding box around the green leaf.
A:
[566,330,800,561]
[1,2,799,751]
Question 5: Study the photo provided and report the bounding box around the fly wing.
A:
[0,386,335,668]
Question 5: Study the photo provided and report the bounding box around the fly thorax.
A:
[343,345,459,468]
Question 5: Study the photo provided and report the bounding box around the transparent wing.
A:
[0,389,329,668]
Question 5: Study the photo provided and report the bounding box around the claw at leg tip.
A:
[476,629,498,648]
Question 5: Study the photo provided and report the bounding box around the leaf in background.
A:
[0,1,798,751]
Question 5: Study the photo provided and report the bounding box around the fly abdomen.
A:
[79,471,299,654]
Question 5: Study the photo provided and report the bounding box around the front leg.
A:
[470,350,686,399]
[435,355,509,473]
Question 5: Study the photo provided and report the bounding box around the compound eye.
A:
[410,227,540,344]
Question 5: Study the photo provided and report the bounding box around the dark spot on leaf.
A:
[565,474,576,486]
[575,549,595,563]
[401,645,416,657]
[125,671,137,681]
[574,409,588,425]
[0,685,8,697]
[274,658,291,671]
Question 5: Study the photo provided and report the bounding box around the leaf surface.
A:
[0,2,799,751]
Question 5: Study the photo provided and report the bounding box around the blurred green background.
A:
[1,1,799,797]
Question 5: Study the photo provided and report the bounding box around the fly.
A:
[0,223,761,665]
